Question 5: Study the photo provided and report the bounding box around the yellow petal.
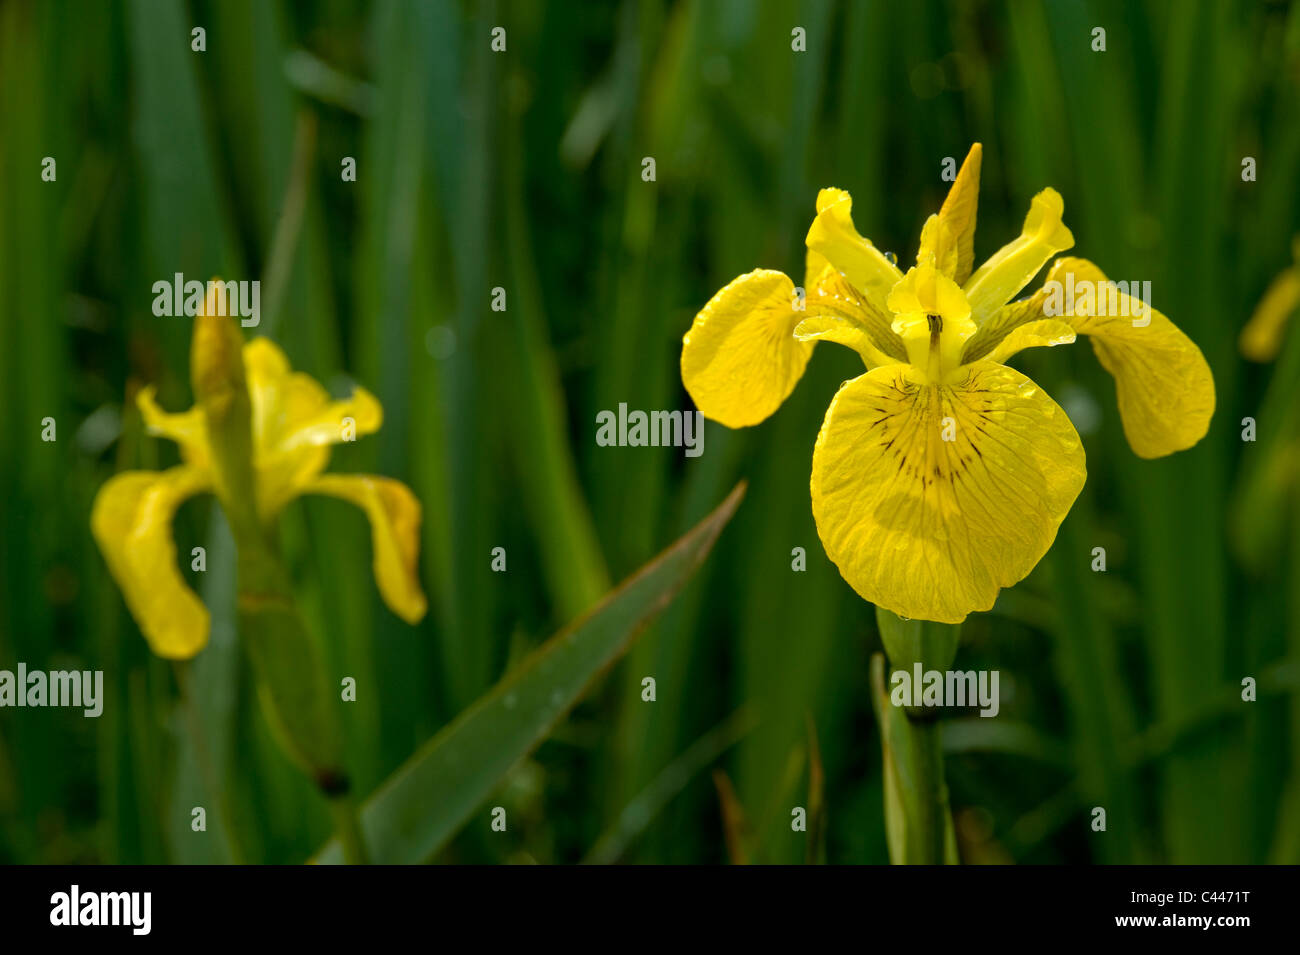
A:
[960,286,1051,364]
[937,143,982,285]
[800,263,907,367]
[191,279,248,408]
[811,362,1086,623]
[305,474,428,624]
[805,247,832,290]
[681,269,814,428]
[982,319,1077,364]
[885,263,976,375]
[277,384,383,452]
[1047,257,1215,458]
[805,188,904,308]
[964,188,1074,321]
[137,385,210,468]
[244,334,292,383]
[244,338,383,452]
[91,467,212,658]
[794,316,898,368]
[243,337,384,515]
[916,214,959,278]
[1239,266,1300,362]
[887,263,974,334]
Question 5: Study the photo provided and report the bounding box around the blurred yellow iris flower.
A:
[93,283,427,659]
[1239,236,1300,362]
[681,144,1214,623]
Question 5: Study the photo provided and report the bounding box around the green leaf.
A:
[312,482,747,864]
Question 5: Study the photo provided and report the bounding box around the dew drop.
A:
[884,251,899,266]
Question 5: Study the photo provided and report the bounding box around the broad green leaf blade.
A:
[313,482,746,864]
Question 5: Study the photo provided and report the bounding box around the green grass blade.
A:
[312,483,746,864]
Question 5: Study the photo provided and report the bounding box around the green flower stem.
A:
[327,793,370,866]
[873,607,961,865]
[237,548,346,788]
[192,309,359,859]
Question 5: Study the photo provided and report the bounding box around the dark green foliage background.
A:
[1,0,1298,864]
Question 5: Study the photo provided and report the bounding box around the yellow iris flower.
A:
[92,282,427,659]
[681,144,1215,623]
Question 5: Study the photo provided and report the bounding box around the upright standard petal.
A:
[936,143,982,285]
[1046,257,1215,458]
[810,362,1085,623]
[805,188,904,308]
[681,269,814,428]
[244,337,384,516]
[963,188,1074,321]
[244,338,383,453]
[306,474,428,624]
[91,467,212,658]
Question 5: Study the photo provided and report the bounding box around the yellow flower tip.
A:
[135,384,163,428]
[805,190,903,305]
[1238,265,1300,363]
[1024,188,1074,251]
[394,589,428,626]
[191,278,248,406]
[933,144,983,284]
[815,186,851,214]
[349,385,384,434]
[243,336,291,382]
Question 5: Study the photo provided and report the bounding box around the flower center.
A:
[887,265,976,384]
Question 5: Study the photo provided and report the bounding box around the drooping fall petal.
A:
[681,269,814,428]
[810,362,1086,623]
[1047,257,1215,458]
[305,474,428,625]
[91,467,212,659]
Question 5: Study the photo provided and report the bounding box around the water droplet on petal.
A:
[884,251,899,266]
